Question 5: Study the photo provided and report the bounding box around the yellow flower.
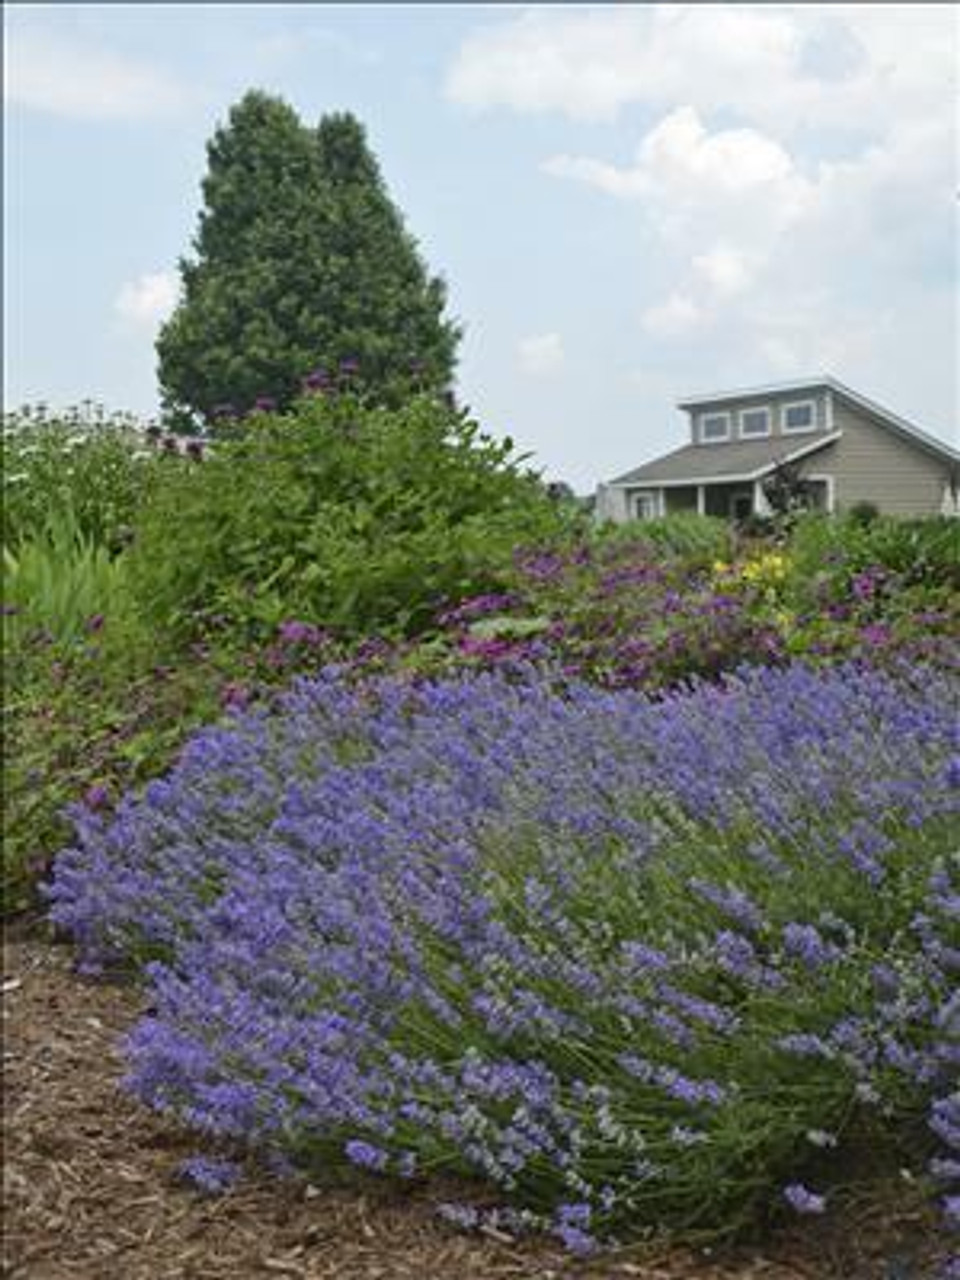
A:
[739,552,789,584]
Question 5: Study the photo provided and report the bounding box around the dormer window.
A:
[782,400,817,433]
[699,411,731,443]
[739,406,771,438]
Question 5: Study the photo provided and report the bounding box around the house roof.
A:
[677,375,960,466]
[608,432,841,488]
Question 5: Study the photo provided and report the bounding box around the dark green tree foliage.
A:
[157,92,461,427]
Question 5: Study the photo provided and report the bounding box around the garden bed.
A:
[2,933,944,1280]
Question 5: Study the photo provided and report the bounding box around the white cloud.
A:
[541,153,647,200]
[446,6,955,138]
[639,107,797,195]
[530,23,953,362]
[692,246,759,297]
[446,9,646,122]
[5,30,193,121]
[115,272,179,328]
[546,106,814,329]
[517,332,565,376]
[545,107,813,221]
[640,293,704,340]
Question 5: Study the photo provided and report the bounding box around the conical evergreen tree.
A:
[157,92,461,428]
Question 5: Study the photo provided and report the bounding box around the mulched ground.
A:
[2,930,948,1280]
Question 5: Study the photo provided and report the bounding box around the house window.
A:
[739,406,771,438]
[633,491,659,520]
[699,412,731,443]
[782,400,817,433]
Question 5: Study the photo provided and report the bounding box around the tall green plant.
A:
[3,508,129,646]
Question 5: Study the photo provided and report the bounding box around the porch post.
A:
[697,485,705,516]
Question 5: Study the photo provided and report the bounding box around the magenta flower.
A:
[457,635,516,660]
[277,620,327,647]
[302,367,331,393]
[860,622,891,647]
[219,681,251,712]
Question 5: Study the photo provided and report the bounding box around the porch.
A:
[631,476,832,521]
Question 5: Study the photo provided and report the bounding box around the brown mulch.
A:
[1,933,947,1280]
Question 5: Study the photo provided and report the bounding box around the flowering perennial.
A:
[49,662,960,1248]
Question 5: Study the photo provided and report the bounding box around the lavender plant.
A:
[49,663,959,1251]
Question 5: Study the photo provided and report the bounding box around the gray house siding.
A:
[829,400,955,515]
[685,389,831,445]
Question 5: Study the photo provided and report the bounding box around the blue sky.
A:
[4,4,957,491]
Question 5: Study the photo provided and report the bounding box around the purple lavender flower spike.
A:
[783,1183,826,1214]
[177,1156,241,1195]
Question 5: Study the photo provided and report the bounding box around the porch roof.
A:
[607,433,841,488]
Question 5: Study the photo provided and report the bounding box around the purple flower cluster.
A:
[48,662,960,1243]
[177,1155,241,1195]
[384,533,960,693]
[437,593,522,627]
[276,619,330,648]
[301,367,332,395]
[782,1182,826,1215]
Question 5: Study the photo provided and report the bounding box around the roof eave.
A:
[604,431,842,488]
[676,376,830,410]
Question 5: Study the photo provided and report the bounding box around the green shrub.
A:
[595,514,733,565]
[128,391,567,640]
[847,500,880,526]
[788,513,960,598]
[1,630,226,917]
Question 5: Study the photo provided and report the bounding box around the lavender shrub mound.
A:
[49,663,960,1251]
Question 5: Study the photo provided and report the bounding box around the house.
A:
[595,377,960,522]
